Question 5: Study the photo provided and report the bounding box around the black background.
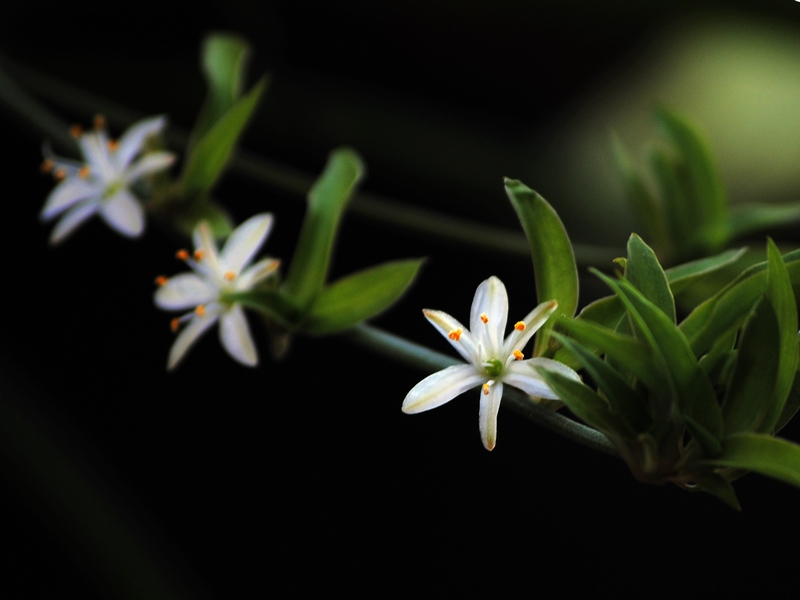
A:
[1,1,800,597]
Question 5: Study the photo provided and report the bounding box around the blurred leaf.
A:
[729,203,800,241]
[774,368,800,434]
[553,332,651,433]
[689,472,741,511]
[625,234,675,323]
[649,147,692,258]
[303,259,424,334]
[179,77,267,201]
[226,289,295,329]
[171,199,234,239]
[666,248,747,296]
[721,296,779,435]
[703,433,800,490]
[760,239,799,433]
[505,179,578,356]
[282,148,365,312]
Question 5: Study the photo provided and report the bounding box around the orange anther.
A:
[69,124,83,138]
[79,165,90,179]
[513,350,524,360]
[107,139,119,152]
[40,159,54,174]
[170,318,180,332]
[175,249,189,261]
[154,275,168,286]
[480,313,488,324]
[54,168,66,180]
[224,271,235,281]
[93,114,106,129]
[514,321,526,331]
[482,383,491,395]
[448,329,462,341]
[193,249,204,261]
[195,305,206,317]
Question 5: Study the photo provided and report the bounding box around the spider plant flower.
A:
[402,276,579,450]
[154,213,280,370]
[40,115,175,244]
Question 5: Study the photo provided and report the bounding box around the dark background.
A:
[1,1,800,597]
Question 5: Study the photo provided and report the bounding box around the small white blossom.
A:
[154,213,280,370]
[40,115,175,244]
[402,276,580,451]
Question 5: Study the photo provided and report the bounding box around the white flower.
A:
[154,213,280,370]
[40,115,175,244]
[402,276,580,451]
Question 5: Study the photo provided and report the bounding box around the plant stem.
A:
[346,323,620,457]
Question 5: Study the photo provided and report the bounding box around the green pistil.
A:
[102,180,123,199]
[484,358,503,378]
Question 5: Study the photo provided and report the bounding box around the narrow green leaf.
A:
[302,259,424,334]
[729,203,800,241]
[688,472,741,511]
[721,296,779,434]
[703,433,800,490]
[179,77,267,201]
[282,148,365,312]
[760,239,799,433]
[625,233,676,323]
[774,368,800,434]
[552,332,651,433]
[551,296,624,369]
[649,147,692,258]
[504,179,578,356]
[666,248,747,296]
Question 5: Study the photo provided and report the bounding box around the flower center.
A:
[484,358,503,378]
[102,179,124,200]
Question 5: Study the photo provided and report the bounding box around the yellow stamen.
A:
[54,168,66,180]
[69,124,83,138]
[480,313,488,324]
[482,383,491,395]
[40,159,54,174]
[175,249,189,261]
[224,271,235,281]
[448,329,462,341]
[170,318,180,332]
[154,275,168,286]
[107,139,119,152]
[79,165,90,179]
[514,321,526,331]
[513,350,524,360]
[195,305,206,317]
[93,114,106,130]
[193,249,204,261]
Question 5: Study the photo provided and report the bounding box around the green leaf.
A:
[302,259,424,334]
[179,76,267,201]
[552,332,651,433]
[171,199,234,240]
[760,239,799,433]
[703,432,800,490]
[649,147,692,258]
[625,234,676,323]
[688,472,741,511]
[729,203,800,241]
[774,368,800,434]
[551,296,624,369]
[666,248,746,296]
[282,148,365,312]
[225,290,295,329]
[721,296,779,435]
[504,179,578,356]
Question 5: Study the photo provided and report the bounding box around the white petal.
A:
[423,309,481,364]
[236,258,281,290]
[49,200,98,244]
[221,213,274,275]
[41,177,99,220]
[167,312,219,370]
[503,358,579,399]
[470,276,508,354]
[193,221,222,275]
[219,305,258,366]
[502,299,558,358]
[123,152,175,182]
[79,130,114,175]
[479,381,503,451]
[114,115,167,169]
[402,364,484,414]
[99,189,145,237]
[155,273,216,310]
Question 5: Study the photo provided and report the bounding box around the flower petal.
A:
[123,151,175,183]
[221,213,274,275]
[236,258,281,290]
[503,358,579,399]
[49,200,98,244]
[479,381,503,451]
[114,115,167,169]
[155,273,216,310]
[41,177,99,220]
[423,309,480,364]
[402,364,484,414]
[167,312,219,370]
[470,276,508,354]
[502,299,558,358]
[219,304,258,366]
[78,130,114,175]
[193,221,222,276]
[99,189,145,237]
